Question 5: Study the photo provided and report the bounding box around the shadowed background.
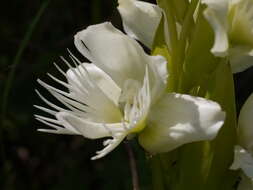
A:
[0,0,153,189]
[0,0,253,189]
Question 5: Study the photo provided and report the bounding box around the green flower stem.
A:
[170,0,189,23]
[176,0,198,91]
[204,62,238,190]
[156,0,180,90]
[151,15,173,92]
[156,0,199,93]
[156,0,178,51]
[176,143,208,190]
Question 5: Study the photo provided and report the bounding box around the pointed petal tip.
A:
[91,154,102,160]
[211,48,229,57]
[33,105,39,108]
[117,0,162,48]
[37,128,52,133]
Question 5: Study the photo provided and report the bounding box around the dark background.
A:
[0,0,253,189]
[0,0,153,189]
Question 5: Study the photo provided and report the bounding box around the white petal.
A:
[74,22,168,98]
[147,55,168,103]
[117,0,162,48]
[65,61,122,123]
[40,59,122,123]
[203,0,229,56]
[37,111,130,159]
[91,133,126,160]
[38,128,76,135]
[74,22,147,88]
[124,66,151,133]
[229,47,253,73]
[238,93,253,151]
[35,115,78,135]
[118,55,167,106]
[56,112,125,139]
[230,146,253,178]
[138,93,225,154]
[67,63,121,105]
[238,174,253,190]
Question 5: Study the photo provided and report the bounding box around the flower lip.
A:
[138,93,225,154]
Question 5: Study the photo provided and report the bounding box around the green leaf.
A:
[181,5,219,93]
[151,15,173,91]
[171,0,189,23]
[156,0,178,53]
[204,62,238,190]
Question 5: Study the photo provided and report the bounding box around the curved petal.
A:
[117,0,162,48]
[35,114,78,135]
[230,146,253,178]
[65,62,122,123]
[56,112,130,160]
[238,174,253,190]
[38,128,76,135]
[91,133,126,160]
[238,93,253,151]
[74,22,148,88]
[67,63,121,105]
[74,22,168,99]
[56,112,125,139]
[203,0,229,56]
[138,93,225,154]
[147,55,168,104]
[229,47,253,73]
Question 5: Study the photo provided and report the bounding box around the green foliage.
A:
[151,1,239,190]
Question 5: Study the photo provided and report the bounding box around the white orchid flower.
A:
[35,22,225,160]
[203,0,253,73]
[117,0,162,48]
[230,93,253,189]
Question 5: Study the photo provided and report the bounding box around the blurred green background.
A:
[0,0,253,189]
